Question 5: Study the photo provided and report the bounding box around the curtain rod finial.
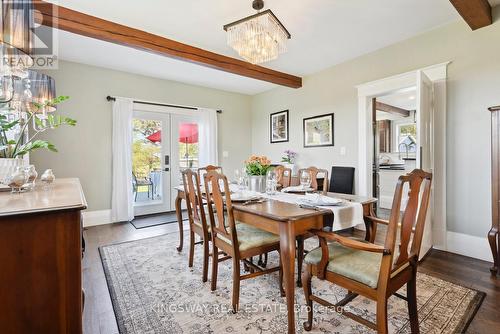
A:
[107,96,116,101]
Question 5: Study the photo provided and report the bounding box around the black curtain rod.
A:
[106,96,222,113]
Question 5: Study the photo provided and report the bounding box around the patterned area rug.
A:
[99,234,485,334]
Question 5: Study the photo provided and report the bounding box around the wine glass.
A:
[300,170,311,190]
[234,169,241,184]
[266,169,278,195]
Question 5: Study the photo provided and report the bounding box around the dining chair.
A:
[297,167,329,195]
[328,166,355,194]
[204,171,284,312]
[181,169,212,282]
[274,165,292,188]
[302,169,432,334]
[197,165,223,181]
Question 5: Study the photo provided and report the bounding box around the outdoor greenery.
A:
[132,119,161,178]
[0,96,75,158]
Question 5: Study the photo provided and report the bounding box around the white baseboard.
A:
[82,209,112,227]
[444,231,492,262]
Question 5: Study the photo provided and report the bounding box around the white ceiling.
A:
[376,88,417,121]
[50,0,462,95]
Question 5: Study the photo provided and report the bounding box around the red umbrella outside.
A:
[146,123,199,143]
[146,131,161,143]
[146,123,199,166]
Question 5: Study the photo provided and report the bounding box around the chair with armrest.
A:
[204,171,284,312]
[328,166,355,194]
[302,169,432,333]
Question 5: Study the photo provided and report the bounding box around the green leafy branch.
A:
[0,95,76,158]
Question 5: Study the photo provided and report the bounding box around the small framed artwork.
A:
[303,113,334,147]
[270,110,289,143]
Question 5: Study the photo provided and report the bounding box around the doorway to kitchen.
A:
[372,88,418,215]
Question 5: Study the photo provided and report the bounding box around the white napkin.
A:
[296,193,343,206]
[281,185,313,193]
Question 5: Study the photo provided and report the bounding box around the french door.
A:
[132,108,201,216]
[132,111,171,216]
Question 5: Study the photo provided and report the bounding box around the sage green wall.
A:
[32,60,252,211]
[251,13,500,238]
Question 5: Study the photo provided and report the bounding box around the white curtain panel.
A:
[111,98,135,222]
[198,108,219,167]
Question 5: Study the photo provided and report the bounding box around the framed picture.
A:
[270,110,289,143]
[303,113,334,147]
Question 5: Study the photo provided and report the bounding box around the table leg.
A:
[279,222,296,334]
[175,193,184,252]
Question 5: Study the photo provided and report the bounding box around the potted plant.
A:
[0,96,76,182]
[245,155,272,192]
[281,149,298,176]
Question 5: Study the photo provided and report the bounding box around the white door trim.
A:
[356,61,450,250]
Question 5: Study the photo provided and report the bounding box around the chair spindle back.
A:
[385,169,432,268]
[182,169,208,233]
[204,171,238,248]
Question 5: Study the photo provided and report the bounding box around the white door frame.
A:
[356,62,450,250]
[133,102,201,215]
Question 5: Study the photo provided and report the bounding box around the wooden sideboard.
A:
[0,178,87,333]
[489,106,500,276]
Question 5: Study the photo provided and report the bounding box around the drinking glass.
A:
[266,169,278,195]
[241,168,249,191]
[234,169,241,184]
[300,170,311,190]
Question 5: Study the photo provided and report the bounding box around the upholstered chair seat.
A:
[304,240,407,289]
[218,222,280,251]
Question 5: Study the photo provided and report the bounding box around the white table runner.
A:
[176,184,364,231]
[259,191,364,231]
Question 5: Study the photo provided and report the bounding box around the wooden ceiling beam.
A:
[375,102,411,117]
[33,1,302,89]
[449,0,492,30]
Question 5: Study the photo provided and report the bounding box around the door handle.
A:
[164,167,170,172]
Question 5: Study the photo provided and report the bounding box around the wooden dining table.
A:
[174,188,377,333]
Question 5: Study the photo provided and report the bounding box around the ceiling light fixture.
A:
[223,0,290,65]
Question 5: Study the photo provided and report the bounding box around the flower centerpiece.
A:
[244,155,272,192]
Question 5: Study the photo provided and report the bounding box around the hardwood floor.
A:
[82,222,500,334]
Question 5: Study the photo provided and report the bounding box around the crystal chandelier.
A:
[224,0,290,65]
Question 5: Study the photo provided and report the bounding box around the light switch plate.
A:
[340,147,346,156]
[222,151,229,158]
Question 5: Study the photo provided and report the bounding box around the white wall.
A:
[251,13,500,241]
[32,60,252,211]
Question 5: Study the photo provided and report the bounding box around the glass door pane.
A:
[171,115,200,208]
[132,111,171,215]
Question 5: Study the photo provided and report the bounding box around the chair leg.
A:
[211,245,219,291]
[188,231,195,268]
[258,252,268,268]
[232,258,241,313]
[376,298,389,334]
[407,274,420,334]
[296,236,305,287]
[202,237,209,283]
[302,264,313,331]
